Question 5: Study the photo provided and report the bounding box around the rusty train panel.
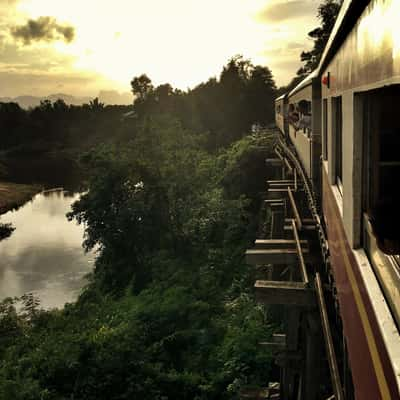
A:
[322,169,399,400]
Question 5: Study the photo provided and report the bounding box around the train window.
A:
[363,86,400,254]
[333,97,343,193]
[298,100,312,137]
[276,104,281,114]
[322,99,328,160]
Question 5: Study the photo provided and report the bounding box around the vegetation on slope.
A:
[0,55,279,399]
[0,127,278,399]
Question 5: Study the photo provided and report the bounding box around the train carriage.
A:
[275,93,287,135]
[286,71,322,194]
[272,0,400,398]
[319,1,400,399]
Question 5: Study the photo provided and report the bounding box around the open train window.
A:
[322,99,328,160]
[363,86,400,254]
[333,97,343,193]
[298,100,312,137]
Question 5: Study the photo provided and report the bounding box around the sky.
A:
[0,0,320,98]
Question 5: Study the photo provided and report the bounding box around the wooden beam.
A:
[287,186,302,230]
[240,388,269,399]
[283,157,293,173]
[255,280,315,306]
[268,182,296,187]
[265,198,285,203]
[246,249,308,265]
[272,333,286,344]
[258,341,286,352]
[254,239,307,250]
[259,333,287,352]
[265,158,283,167]
[267,180,294,185]
[291,219,309,285]
[284,224,316,232]
[274,148,284,161]
[267,188,288,200]
[264,199,285,208]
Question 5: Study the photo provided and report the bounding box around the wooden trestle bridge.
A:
[242,132,345,400]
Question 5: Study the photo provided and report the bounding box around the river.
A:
[0,189,95,309]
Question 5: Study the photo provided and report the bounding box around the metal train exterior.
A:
[275,1,400,398]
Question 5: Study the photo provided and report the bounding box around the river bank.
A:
[0,181,42,215]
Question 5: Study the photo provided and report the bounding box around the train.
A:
[268,0,400,399]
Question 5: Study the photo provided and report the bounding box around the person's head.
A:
[298,100,309,114]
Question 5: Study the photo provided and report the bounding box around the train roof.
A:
[275,94,286,102]
[317,0,370,73]
[288,69,318,98]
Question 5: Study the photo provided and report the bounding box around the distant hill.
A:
[98,90,133,105]
[0,90,133,109]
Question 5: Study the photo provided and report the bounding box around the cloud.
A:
[10,16,75,45]
[257,1,316,23]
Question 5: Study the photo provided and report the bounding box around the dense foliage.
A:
[0,128,277,399]
[0,55,279,399]
[0,56,276,161]
[130,56,276,150]
[0,99,131,157]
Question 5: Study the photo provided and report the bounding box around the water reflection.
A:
[0,190,94,309]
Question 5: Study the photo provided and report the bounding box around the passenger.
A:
[370,200,400,254]
[288,104,299,126]
[297,100,311,134]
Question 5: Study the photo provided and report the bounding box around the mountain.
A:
[98,90,133,105]
[0,94,91,109]
[0,91,133,109]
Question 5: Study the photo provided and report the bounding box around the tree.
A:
[246,65,276,126]
[131,74,154,103]
[297,0,342,76]
[89,97,105,111]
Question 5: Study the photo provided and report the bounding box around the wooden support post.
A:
[270,209,285,239]
[304,312,322,400]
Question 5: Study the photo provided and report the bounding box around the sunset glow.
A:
[0,0,319,97]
